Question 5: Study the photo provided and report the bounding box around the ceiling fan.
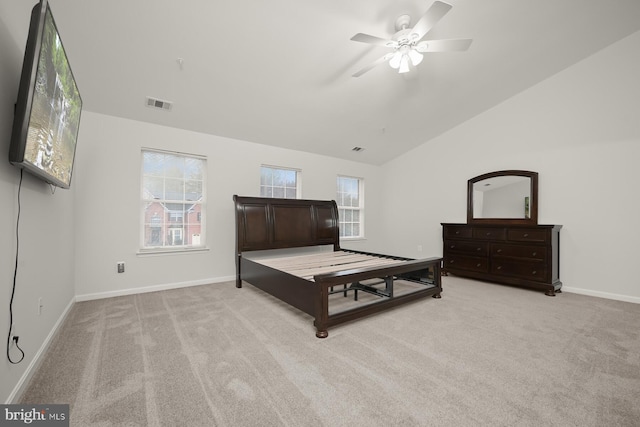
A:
[350,1,472,77]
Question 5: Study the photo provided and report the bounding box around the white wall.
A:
[380,30,640,302]
[73,112,384,299]
[0,10,76,403]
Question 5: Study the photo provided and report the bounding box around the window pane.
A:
[260,166,299,199]
[260,167,272,185]
[141,150,205,250]
[164,155,184,178]
[285,188,297,199]
[273,187,285,198]
[261,186,272,198]
[165,178,184,201]
[143,151,165,176]
[337,176,362,238]
[143,176,163,200]
[185,180,202,201]
[184,157,203,180]
[273,169,286,187]
[284,170,296,186]
[345,194,353,207]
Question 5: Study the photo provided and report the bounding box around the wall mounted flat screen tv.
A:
[9,0,82,189]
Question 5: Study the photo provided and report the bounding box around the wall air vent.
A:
[145,96,173,111]
[352,147,364,152]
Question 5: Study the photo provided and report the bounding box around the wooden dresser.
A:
[442,223,562,295]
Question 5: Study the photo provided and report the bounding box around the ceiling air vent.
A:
[352,147,364,152]
[145,96,172,111]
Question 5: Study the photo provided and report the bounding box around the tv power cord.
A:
[7,169,25,364]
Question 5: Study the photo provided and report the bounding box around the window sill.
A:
[137,247,210,256]
[340,237,367,242]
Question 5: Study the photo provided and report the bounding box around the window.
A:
[141,149,206,250]
[260,165,301,199]
[337,176,363,238]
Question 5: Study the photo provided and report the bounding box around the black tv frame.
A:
[9,0,82,189]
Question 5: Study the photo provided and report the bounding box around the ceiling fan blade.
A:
[410,1,453,41]
[351,33,397,48]
[416,38,473,52]
[352,54,393,77]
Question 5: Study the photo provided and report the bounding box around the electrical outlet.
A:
[117,262,125,273]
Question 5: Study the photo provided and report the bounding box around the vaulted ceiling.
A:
[5,0,640,164]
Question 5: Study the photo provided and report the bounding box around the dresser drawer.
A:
[472,227,506,240]
[445,240,488,256]
[444,225,472,239]
[491,260,547,282]
[444,256,488,273]
[491,244,546,261]
[507,228,548,243]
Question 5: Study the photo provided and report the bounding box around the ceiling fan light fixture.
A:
[398,55,410,73]
[350,1,472,77]
[389,52,402,69]
[408,49,424,66]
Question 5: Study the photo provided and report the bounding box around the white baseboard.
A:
[75,276,235,302]
[6,297,75,404]
[562,286,640,304]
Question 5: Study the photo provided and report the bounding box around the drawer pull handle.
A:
[532,270,537,275]
[476,263,482,267]
[497,266,502,270]
[532,252,537,256]
[455,231,460,235]
[450,245,455,249]
[497,249,502,253]
[523,233,529,238]
[477,247,482,251]
[486,232,491,236]
[449,260,455,264]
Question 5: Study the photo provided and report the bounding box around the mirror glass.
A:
[467,170,538,225]
[472,176,531,219]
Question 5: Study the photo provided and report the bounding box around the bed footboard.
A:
[312,256,442,338]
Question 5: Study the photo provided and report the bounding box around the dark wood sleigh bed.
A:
[233,195,443,338]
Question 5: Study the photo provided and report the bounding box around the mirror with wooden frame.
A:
[467,170,538,225]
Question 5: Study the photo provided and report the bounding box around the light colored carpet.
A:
[20,276,640,426]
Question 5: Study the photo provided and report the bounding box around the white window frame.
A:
[337,175,364,239]
[140,148,206,253]
[260,165,302,199]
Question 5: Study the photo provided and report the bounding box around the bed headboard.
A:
[233,195,340,253]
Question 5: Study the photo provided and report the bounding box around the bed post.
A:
[432,261,442,298]
[331,200,340,252]
[235,254,242,288]
[314,283,329,338]
[233,195,242,288]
